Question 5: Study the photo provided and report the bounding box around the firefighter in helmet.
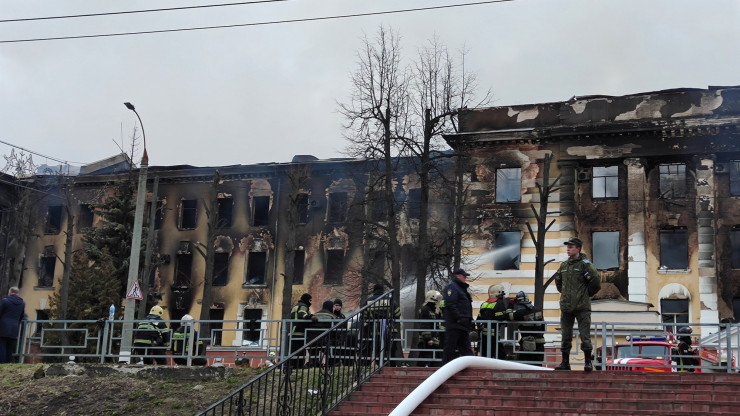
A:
[171,314,206,366]
[417,290,443,367]
[676,326,698,372]
[476,285,507,359]
[132,305,169,365]
[512,291,546,366]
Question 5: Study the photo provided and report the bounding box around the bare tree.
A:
[339,26,410,304]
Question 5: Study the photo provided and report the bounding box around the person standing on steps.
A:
[553,237,601,371]
[442,269,474,364]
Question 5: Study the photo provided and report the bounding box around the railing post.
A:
[99,321,111,364]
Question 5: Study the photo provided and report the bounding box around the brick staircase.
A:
[330,367,740,415]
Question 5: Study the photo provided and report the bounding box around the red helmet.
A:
[677,326,692,335]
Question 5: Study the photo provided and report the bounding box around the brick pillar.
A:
[625,158,648,303]
[696,156,719,337]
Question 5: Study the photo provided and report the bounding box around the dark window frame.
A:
[179,199,197,230]
[44,205,63,235]
[328,192,349,223]
[293,249,305,285]
[493,231,521,270]
[217,196,234,228]
[325,249,345,285]
[245,251,267,286]
[296,193,309,224]
[659,227,688,270]
[731,160,740,196]
[252,196,270,226]
[407,188,422,220]
[593,166,619,199]
[77,203,94,231]
[593,231,620,270]
[212,252,230,286]
[174,250,193,287]
[661,298,689,334]
[38,246,56,287]
[659,163,687,199]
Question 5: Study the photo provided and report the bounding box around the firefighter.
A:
[476,285,507,359]
[171,314,206,366]
[309,300,337,366]
[676,326,698,372]
[290,293,317,369]
[417,290,442,367]
[512,291,546,366]
[132,305,169,365]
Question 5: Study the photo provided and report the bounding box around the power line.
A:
[0,0,291,23]
[0,139,84,165]
[0,0,515,44]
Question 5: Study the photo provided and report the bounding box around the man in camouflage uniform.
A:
[553,237,601,371]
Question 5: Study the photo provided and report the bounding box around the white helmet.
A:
[488,285,505,298]
[425,290,442,304]
[181,314,194,323]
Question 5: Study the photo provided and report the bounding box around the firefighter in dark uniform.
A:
[417,290,442,367]
[132,305,169,365]
[512,291,546,366]
[171,314,206,366]
[476,284,507,359]
[676,326,698,372]
[309,300,337,366]
[442,269,474,364]
[554,237,601,371]
[290,293,317,368]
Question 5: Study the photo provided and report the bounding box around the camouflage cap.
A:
[564,237,583,247]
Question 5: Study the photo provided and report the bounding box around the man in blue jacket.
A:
[0,286,25,363]
[442,269,474,364]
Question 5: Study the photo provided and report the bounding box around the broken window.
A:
[328,192,348,223]
[252,196,270,226]
[325,249,344,285]
[661,298,689,334]
[731,226,740,269]
[293,249,305,285]
[370,190,387,222]
[658,163,686,199]
[593,166,619,199]
[34,309,50,336]
[209,308,224,346]
[245,251,267,285]
[495,168,521,203]
[212,252,230,286]
[369,250,387,280]
[493,232,520,270]
[174,243,193,287]
[146,200,164,230]
[731,161,740,196]
[38,246,56,287]
[407,188,422,220]
[296,193,309,224]
[77,204,94,231]
[242,308,262,343]
[659,228,688,270]
[44,205,63,234]
[179,199,197,229]
[592,231,620,270]
[217,196,234,228]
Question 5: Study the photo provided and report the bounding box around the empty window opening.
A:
[209,308,224,346]
[659,228,688,270]
[325,249,345,285]
[34,309,50,336]
[293,249,305,285]
[296,193,309,224]
[328,192,348,223]
[732,226,740,269]
[731,161,740,196]
[370,190,387,222]
[145,200,164,230]
[661,298,689,334]
[39,246,56,287]
[242,308,262,343]
[217,197,234,228]
[175,246,193,287]
[593,231,620,270]
[77,204,94,231]
[659,163,686,199]
[407,188,422,220]
[253,196,270,226]
[593,166,619,198]
[495,168,522,203]
[213,252,229,286]
[734,298,740,323]
[45,205,63,234]
[493,232,521,270]
[179,199,197,229]
[246,251,267,285]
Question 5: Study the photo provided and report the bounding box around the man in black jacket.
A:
[442,269,474,364]
[0,287,25,363]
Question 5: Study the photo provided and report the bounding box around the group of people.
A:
[432,237,601,370]
[132,305,205,365]
[289,294,349,368]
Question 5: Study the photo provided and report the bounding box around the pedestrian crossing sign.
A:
[126,280,143,300]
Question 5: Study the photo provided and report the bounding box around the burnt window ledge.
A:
[657,268,691,274]
[242,283,267,289]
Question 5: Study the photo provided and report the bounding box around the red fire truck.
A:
[605,336,734,372]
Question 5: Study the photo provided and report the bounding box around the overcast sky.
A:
[1,0,738,169]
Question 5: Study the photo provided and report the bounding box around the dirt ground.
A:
[0,364,261,416]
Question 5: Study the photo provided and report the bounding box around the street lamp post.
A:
[120,102,149,363]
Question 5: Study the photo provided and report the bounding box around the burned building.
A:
[444,85,740,336]
[11,154,454,348]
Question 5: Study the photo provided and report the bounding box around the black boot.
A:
[555,352,570,370]
[584,352,593,372]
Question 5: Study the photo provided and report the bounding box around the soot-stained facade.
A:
[445,85,740,336]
